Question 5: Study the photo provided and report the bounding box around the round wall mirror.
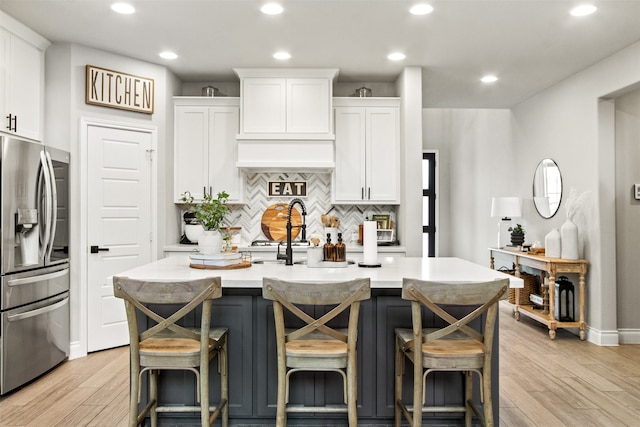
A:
[533,158,562,218]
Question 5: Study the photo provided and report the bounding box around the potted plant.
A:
[181,190,230,254]
[508,223,525,246]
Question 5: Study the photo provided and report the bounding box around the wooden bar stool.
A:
[262,277,371,427]
[113,276,229,427]
[394,278,508,427]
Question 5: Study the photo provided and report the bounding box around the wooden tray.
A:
[189,260,251,270]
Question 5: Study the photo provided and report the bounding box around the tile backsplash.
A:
[223,172,397,244]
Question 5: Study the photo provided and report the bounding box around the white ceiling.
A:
[2,0,640,107]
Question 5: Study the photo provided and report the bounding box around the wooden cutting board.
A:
[261,203,302,241]
[190,260,251,270]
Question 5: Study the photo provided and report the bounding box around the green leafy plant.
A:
[180,190,230,231]
[508,223,525,234]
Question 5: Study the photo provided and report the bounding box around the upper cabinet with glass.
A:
[532,158,562,218]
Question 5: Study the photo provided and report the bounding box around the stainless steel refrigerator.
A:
[1,135,70,395]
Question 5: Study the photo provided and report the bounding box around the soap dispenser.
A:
[323,233,336,262]
[335,232,346,262]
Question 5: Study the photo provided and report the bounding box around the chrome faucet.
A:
[276,198,307,265]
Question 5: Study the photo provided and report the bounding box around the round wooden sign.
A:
[261,203,302,241]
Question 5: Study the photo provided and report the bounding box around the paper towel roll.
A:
[362,221,378,265]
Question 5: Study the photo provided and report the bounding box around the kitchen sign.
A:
[268,181,307,197]
[85,65,154,114]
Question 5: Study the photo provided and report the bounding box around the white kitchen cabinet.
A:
[0,13,49,141]
[332,98,400,204]
[234,69,338,138]
[173,97,244,203]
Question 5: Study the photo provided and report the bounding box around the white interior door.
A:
[87,124,152,352]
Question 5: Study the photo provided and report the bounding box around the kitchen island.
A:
[117,256,521,426]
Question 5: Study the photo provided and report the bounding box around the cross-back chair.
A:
[395,278,509,427]
[113,276,229,427]
[262,277,371,427]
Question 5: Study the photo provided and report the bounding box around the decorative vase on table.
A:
[545,228,561,258]
[198,230,223,255]
[560,218,579,260]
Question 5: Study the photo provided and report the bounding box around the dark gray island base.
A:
[138,287,499,426]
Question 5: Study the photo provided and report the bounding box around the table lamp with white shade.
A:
[491,197,522,248]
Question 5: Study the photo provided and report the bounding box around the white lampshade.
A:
[491,197,522,219]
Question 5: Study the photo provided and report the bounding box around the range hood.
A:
[236,136,335,172]
[234,68,339,172]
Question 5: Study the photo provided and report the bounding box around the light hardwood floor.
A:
[1,302,639,426]
[499,302,640,427]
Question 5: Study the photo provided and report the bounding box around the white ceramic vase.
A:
[560,218,579,260]
[198,230,223,255]
[307,247,323,266]
[545,228,561,258]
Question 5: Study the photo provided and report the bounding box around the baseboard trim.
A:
[587,326,620,346]
[69,341,86,360]
[618,328,640,344]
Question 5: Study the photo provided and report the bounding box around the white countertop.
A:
[164,243,407,254]
[117,255,523,289]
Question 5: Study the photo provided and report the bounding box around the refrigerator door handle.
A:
[38,150,53,260]
[7,268,69,287]
[45,151,58,260]
[7,296,69,322]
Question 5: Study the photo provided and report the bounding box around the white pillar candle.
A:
[362,221,378,265]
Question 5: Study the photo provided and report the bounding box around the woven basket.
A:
[507,272,538,305]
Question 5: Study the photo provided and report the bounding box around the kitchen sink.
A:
[252,259,307,265]
[252,258,356,266]
[252,259,285,265]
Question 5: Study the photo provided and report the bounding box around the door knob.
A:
[90,245,110,254]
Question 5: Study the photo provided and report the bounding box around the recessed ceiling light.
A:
[273,51,291,60]
[481,75,498,83]
[570,4,597,16]
[387,52,406,61]
[410,4,434,15]
[111,2,135,14]
[261,3,284,15]
[159,51,178,60]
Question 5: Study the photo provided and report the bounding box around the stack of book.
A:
[189,252,243,267]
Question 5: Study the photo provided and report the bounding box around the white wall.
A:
[510,41,640,344]
[423,109,515,264]
[396,67,424,257]
[615,88,640,343]
[45,43,180,357]
[422,40,640,345]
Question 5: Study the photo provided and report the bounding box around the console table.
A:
[489,248,588,340]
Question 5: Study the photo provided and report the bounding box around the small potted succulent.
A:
[181,190,230,254]
[508,223,525,247]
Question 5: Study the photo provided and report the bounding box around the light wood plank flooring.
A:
[1,302,639,426]
[499,301,640,427]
